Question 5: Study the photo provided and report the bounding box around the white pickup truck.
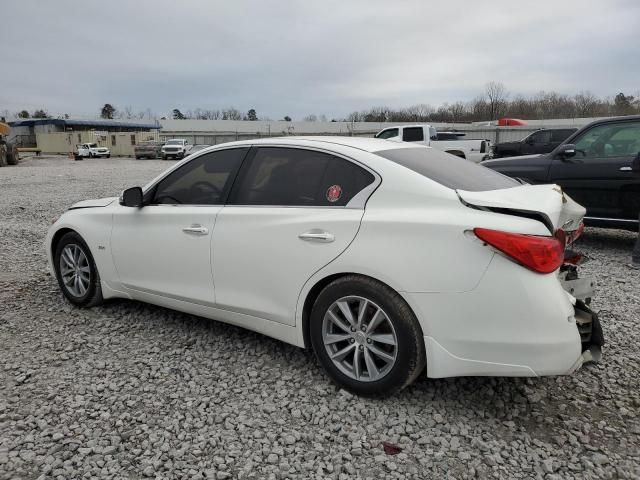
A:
[375,125,490,163]
[161,139,191,160]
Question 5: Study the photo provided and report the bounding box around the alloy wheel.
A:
[322,296,398,382]
[59,244,91,297]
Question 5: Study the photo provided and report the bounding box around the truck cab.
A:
[375,124,489,163]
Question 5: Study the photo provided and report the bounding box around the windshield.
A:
[167,140,183,145]
[375,147,519,192]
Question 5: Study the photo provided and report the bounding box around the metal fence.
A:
[159,126,538,146]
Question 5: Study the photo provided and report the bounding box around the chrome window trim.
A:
[142,142,382,210]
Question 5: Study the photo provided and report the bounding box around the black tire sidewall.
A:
[310,277,424,396]
[54,232,100,307]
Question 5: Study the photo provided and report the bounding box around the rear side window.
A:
[152,148,247,205]
[551,129,576,142]
[375,128,399,140]
[402,127,424,142]
[230,147,375,206]
[375,147,519,192]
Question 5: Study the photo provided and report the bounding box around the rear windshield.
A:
[374,147,519,192]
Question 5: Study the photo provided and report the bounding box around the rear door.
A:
[548,120,640,220]
[212,146,377,326]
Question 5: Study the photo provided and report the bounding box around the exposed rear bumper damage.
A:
[559,268,604,369]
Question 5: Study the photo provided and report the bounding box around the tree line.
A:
[344,83,640,123]
[5,82,639,124]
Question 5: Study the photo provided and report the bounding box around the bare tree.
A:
[485,81,508,120]
[303,114,318,122]
[222,108,241,120]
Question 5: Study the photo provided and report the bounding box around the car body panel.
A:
[457,184,586,232]
[111,205,221,305]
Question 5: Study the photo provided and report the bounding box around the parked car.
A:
[76,143,110,158]
[134,141,164,159]
[161,139,190,160]
[483,116,640,231]
[47,137,600,396]
[490,128,577,158]
[375,125,490,162]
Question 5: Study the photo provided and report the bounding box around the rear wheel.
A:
[310,275,426,396]
[53,232,103,307]
[6,144,19,165]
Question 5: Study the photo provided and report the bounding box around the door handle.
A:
[182,224,208,235]
[298,230,335,243]
[619,166,632,172]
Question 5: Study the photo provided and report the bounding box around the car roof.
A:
[215,136,420,153]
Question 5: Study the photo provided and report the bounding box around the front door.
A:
[548,120,640,220]
[110,147,248,303]
[212,146,377,326]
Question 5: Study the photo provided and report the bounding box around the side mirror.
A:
[557,144,577,159]
[120,186,143,207]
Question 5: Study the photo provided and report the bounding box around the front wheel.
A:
[310,275,426,397]
[53,232,103,307]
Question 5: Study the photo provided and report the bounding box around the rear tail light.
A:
[474,228,564,274]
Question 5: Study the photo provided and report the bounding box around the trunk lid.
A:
[457,184,585,232]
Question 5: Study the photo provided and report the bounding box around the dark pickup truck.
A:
[491,128,577,158]
[483,116,640,231]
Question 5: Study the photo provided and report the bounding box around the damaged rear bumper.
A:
[559,270,604,370]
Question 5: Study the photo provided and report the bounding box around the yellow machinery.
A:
[0,121,19,166]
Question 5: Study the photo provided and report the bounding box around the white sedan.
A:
[46,137,603,396]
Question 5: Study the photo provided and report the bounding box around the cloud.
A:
[1,0,638,119]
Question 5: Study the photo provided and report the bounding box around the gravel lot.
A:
[1,155,639,479]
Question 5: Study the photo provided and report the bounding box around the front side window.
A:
[375,128,399,140]
[573,121,640,158]
[402,127,424,142]
[230,147,375,207]
[152,148,247,205]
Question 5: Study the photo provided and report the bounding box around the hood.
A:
[68,196,117,210]
[457,184,586,233]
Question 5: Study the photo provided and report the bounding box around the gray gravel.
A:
[1,155,639,479]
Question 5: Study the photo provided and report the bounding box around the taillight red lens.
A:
[474,228,564,274]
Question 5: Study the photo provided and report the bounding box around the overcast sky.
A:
[1,0,638,120]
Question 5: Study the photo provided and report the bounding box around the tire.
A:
[310,275,426,397]
[0,146,7,167]
[162,155,167,160]
[106,154,111,158]
[135,156,140,160]
[53,232,103,308]
[6,144,19,165]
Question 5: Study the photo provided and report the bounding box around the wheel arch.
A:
[50,227,78,257]
[299,271,418,350]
